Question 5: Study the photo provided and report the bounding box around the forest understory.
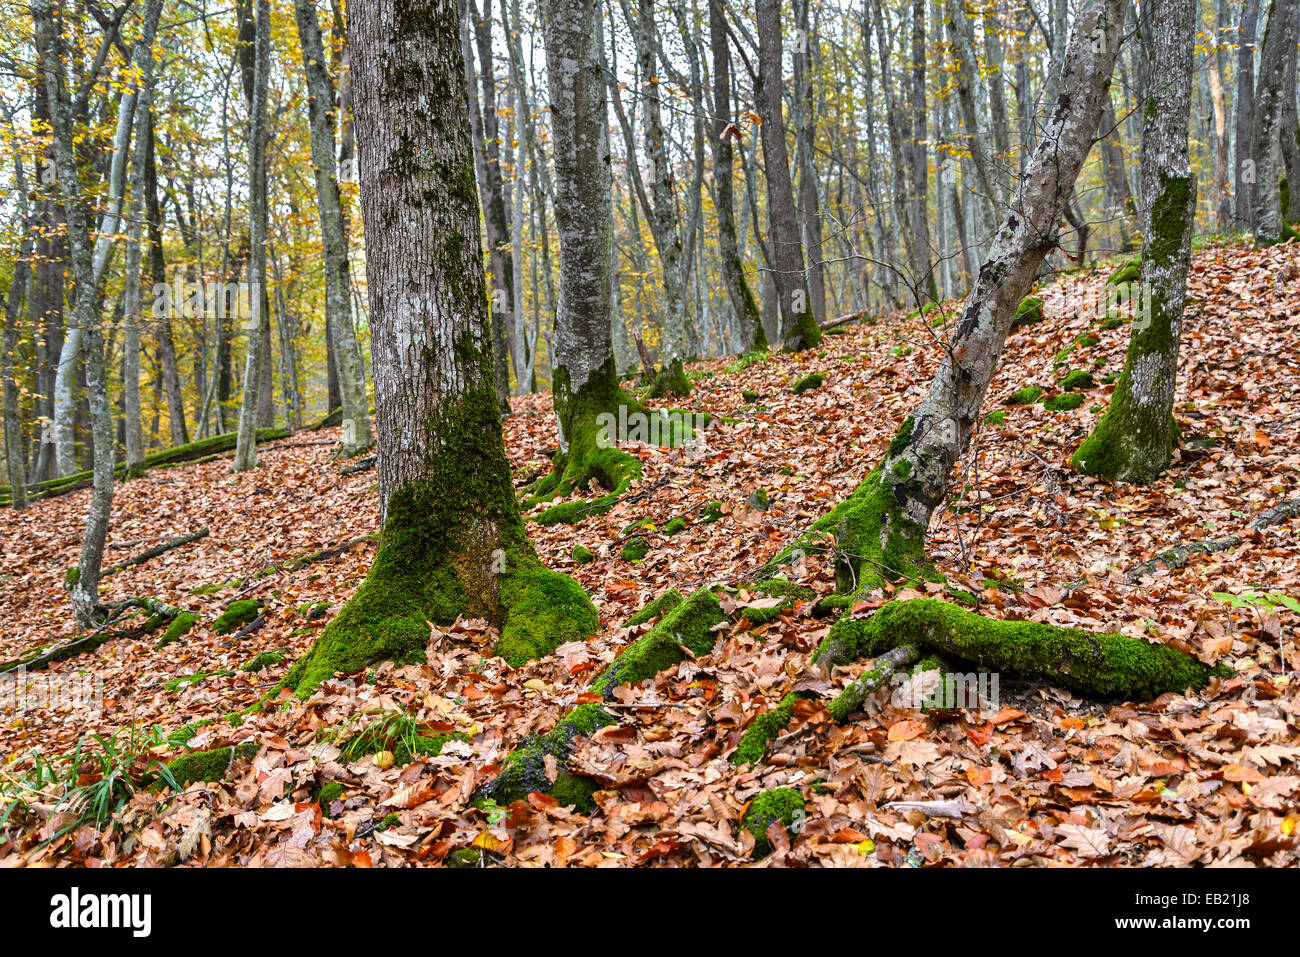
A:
[2,240,1299,867]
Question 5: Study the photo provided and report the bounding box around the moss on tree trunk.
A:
[283,387,598,697]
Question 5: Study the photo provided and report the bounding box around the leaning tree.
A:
[283,0,598,696]
[759,0,1225,696]
[1072,0,1198,484]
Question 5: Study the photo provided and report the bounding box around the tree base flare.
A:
[815,598,1230,701]
[283,537,597,697]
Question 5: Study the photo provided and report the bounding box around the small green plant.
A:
[0,722,180,842]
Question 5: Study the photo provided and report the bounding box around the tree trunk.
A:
[233,0,272,472]
[122,19,164,480]
[1073,0,1198,484]
[708,0,765,352]
[33,0,133,626]
[1235,0,1261,229]
[143,113,189,445]
[2,170,31,511]
[1208,0,1234,231]
[1250,0,1300,243]
[755,0,821,349]
[776,0,1128,600]
[462,0,515,414]
[286,0,597,696]
[1281,16,1300,223]
[1098,94,1136,252]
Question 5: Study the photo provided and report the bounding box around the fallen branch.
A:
[105,528,209,575]
[1123,496,1300,581]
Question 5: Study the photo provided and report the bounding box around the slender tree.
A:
[233,0,272,472]
[772,0,1129,596]
[294,0,375,455]
[1073,0,1199,483]
[709,0,766,352]
[755,0,821,349]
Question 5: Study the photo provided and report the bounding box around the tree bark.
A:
[286,0,597,695]
[1073,0,1198,484]
[462,0,515,414]
[1235,0,1261,229]
[755,0,821,349]
[708,0,766,352]
[2,164,31,510]
[1250,0,1300,243]
[233,0,272,471]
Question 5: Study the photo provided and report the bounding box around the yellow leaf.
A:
[374,750,395,770]
[855,839,875,856]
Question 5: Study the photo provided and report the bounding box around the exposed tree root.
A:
[475,582,805,809]
[815,598,1229,701]
[0,597,192,674]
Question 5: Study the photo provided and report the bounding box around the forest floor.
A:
[2,240,1299,867]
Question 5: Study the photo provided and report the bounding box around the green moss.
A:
[473,701,611,811]
[592,587,727,696]
[648,356,691,398]
[887,416,915,458]
[571,544,594,565]
[376,812,402,831]
[746,488,769,511]
[241,650,285,672]
[984,410,1007,426]
[318,781,345,815]
[213,600,260,635]
[1058,369,1096,391]
[732,692,810,765]
[1101,314,1126,330]
[163,742,260,785]
[622,588,685,628]
[1008,386,1044,405]
[1108,258,1141,286]
[1076,334,1100,348]
[164,670,233,692]
[279,361,597,695]
[64,567,79,588]
[791,372,826,394]
[1011,294,1044,329]
[741,389,760,402]
[620,537,649,561]
[298,600,331,619]
[1043,392,1084,412]
[740,787,806,857]
[155,612,199,648]
[814,598,1229,700]
[701,500,724,523]
[663,517,687,536]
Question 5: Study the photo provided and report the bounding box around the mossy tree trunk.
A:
[1073,1,1197,484]
[1249,0,1300,245]
[710,0,766,354]
[784,0,1127,601]
[285,0,597,696]
[529,0,647,514]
